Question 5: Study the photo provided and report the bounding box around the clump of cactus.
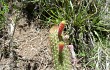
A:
[50,21,75,70]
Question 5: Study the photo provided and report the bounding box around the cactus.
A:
[49,21,72,70]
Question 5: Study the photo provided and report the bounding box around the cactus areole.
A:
[58,21,66,36]
[58,41,65,53]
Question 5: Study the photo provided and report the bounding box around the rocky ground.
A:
[0,16,54,70]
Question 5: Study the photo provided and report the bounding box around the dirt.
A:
[0,16,54,70]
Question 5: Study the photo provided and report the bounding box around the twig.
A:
[8,13,22,52]
[67,45,78,69]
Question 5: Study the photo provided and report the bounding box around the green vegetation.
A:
[0,0,110,70]
[0,0,8,29]
[39,0,110,69]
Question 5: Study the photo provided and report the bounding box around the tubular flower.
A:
[58,21,66,36]
[58,41,65,53]
[58,41,65,64]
